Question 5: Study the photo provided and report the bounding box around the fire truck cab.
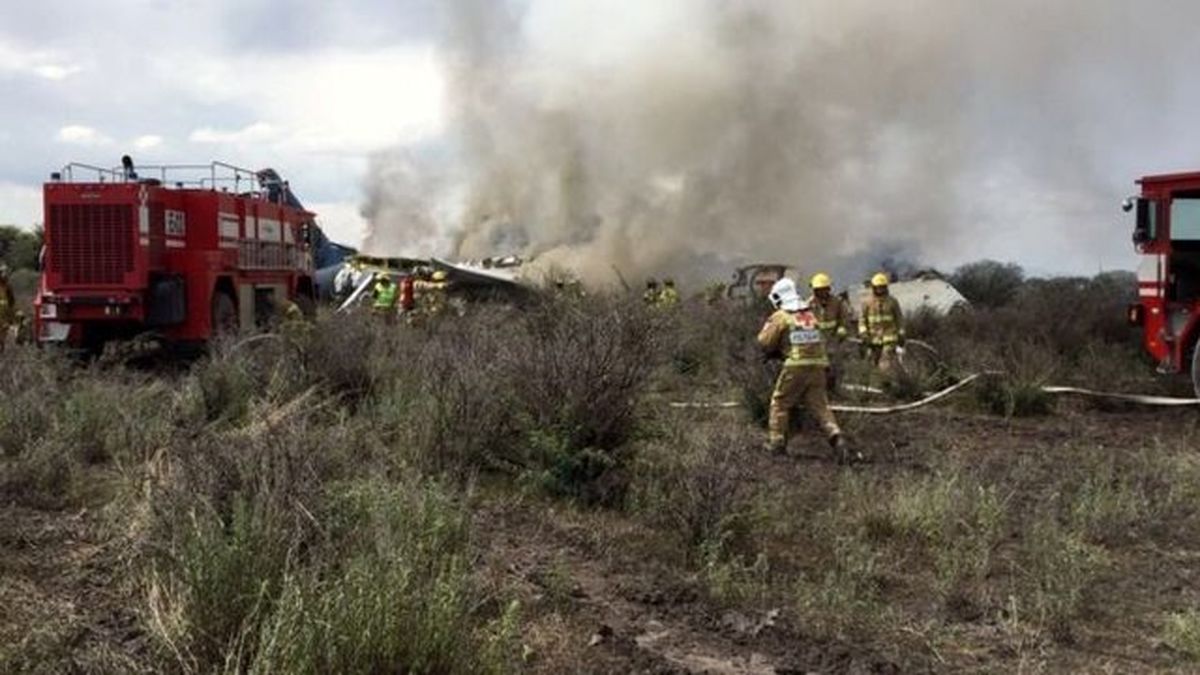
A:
[33,160,318,352]
[1126,170,1200,396]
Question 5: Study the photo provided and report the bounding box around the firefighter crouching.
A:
[0,265,15,351]
[757,277,848,458]
[808,272,852,393]
[859,272,906,375]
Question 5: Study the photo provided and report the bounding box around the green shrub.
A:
[1014,517,1107,640]
[249,480,516,675]
[1163,609,1200,661]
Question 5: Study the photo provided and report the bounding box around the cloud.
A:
[189,122,279,144]
[56,125,112,146]
[0,181,43,227]
[133,135,163,150]
[166,47,444,154]
[305,200,368,246]
[0,41,82,80]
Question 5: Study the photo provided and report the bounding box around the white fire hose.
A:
[669,372,1200,415]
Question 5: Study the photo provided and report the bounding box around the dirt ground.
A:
[3,400,1198,673]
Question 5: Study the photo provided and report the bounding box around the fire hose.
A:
[669,374,1200,414]
[669,335,1200,413]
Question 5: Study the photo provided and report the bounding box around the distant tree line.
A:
[0,225,42,271]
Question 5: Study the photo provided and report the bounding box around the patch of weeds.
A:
[541,555,576,611]
[522,427,619,504]
[1066,460,1149,544]
[794,534,886,638]
[974,373,1054,417]
[699,533,770,607]
[0,438,74,509]
[193,355,256,425]
[248,480,516,675]
[1163,609,1200,661]
[1014,517,1107,641]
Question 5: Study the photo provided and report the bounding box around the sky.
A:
[0,0,443,246]
[4,1,1200,280]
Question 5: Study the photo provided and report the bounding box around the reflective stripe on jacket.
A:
[859,295,904,346]
[810,296,850,340]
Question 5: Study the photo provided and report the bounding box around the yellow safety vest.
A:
[373,282,396,309]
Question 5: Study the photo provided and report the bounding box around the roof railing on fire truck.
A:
[52,161,280,199]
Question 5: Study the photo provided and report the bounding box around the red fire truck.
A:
[1126,170,1200,396]
[33,158,318,352]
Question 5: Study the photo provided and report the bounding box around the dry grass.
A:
[2,267,1197,673]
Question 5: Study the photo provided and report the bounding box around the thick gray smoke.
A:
[362,0,1200,285]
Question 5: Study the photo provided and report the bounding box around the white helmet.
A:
[768,278,804,311]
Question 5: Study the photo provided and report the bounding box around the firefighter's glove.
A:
[859,342,870,359]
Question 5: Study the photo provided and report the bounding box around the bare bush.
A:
[951,260,1026,309]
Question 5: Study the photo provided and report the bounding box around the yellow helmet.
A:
[431,270,447,282]
[870,272,890,288]
[810,272,832,290]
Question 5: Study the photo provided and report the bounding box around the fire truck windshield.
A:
[1170,198,1200,241]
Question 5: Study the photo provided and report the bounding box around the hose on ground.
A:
[669,372,1200,414]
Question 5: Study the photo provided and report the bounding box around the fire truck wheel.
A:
[211,292,238,336]
[294,292,316,319]
[1192,335,1200,400]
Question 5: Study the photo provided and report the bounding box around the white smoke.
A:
[361,0,1200,285]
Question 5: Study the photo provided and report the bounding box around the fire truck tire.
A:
[294,292,316,319]
[1192,335,1200,400]
[211,292,238,336]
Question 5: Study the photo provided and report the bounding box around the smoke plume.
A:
[362,0,1200,285]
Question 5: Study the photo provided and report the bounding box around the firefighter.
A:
[410,269,449,322]
[859,272,906,375]
[704,281,727,305]
[371,273,398,323]
[658,278,680,307]
[276,298,311,340]
[643,278,660,305]
[808,272,852,392]
[757,277,847,458]
[0,264,14,351]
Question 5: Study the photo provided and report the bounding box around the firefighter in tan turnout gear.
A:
[757,277,848,458]
[859,272,906,375]
[808,272,852,393]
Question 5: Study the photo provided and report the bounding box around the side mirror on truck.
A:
[1132,198,1156,246]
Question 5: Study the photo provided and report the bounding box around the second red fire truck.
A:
[1126,169,1200,397]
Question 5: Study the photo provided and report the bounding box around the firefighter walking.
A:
[757,277,850,459]
[859,272,906,375]
[808,272,852,393]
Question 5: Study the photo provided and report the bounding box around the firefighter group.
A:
[343,262,901,463]
[757,271,904,464]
